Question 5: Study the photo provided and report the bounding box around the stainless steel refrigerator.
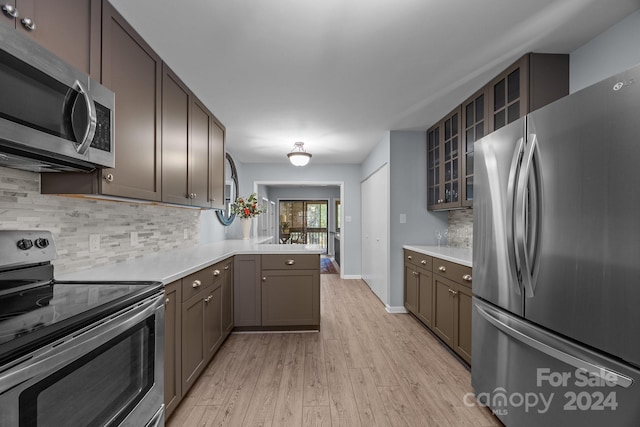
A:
[472,63,640,426]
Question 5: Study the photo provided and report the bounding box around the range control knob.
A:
[34,238,50,249]
[17,239,33,250]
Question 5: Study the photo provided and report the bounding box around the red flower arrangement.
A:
[232,193,264,219]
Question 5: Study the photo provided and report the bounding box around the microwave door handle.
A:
[73,80,97,155]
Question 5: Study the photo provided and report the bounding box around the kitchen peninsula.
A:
[59,238,322,418]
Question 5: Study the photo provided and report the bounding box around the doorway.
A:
[279,200,328,252]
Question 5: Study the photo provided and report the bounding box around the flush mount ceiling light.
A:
[287,141,312,166]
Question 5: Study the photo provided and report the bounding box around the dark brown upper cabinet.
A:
[427,107,462,210]
[461,87,489,208]
[41,1,225,209]
[427,52,568,211]
[0,0,101,78]
[489,53,569,132]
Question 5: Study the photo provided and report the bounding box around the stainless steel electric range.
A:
[0,230,165,427]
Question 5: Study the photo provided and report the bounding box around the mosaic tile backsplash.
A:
[448,208,473,248]
[0,167,200,274]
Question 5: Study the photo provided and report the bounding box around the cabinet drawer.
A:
[404,250,432,271]
[262,254,319,270]
[433,258,472,287]
[181,266,220,301]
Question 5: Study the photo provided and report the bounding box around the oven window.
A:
[18,317,155,427]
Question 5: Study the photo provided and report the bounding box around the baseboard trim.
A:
[385,306,408,314]
[341,274,361,279]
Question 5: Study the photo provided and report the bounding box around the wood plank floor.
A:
[167,274,501,427]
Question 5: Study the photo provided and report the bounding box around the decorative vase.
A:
[241,218,252,240]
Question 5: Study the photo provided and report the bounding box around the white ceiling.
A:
[110,0,639,165]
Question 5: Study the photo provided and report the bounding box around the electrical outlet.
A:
[89,234,100,253]
[399,213,407,224]
[130,231,138,246]
[183,228,189,240]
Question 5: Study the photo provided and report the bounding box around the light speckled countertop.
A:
[59,238,323,285]
[402,245,472,267]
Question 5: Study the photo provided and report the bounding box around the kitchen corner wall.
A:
[0,167,200,274]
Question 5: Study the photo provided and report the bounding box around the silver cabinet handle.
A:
[224,265,229,270]
[192,279,202,288]
[438,265,446,272]
[2,4,18,18]
[407,255,412,260]
[412,271,418,277]
[421,260,427,265]
[262,276,267,281]
[104,173,114,182]
[165,297,170,305]
[204,295,213,303]
[285,259,295,265]
[21,16,35,30]
[73,80,97,155]
[189,193,197,199]
[462,274,472,282]
[213,269,220,277]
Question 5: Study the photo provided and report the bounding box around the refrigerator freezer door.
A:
[473,117,526,316]
[472,298,640,427]
[523,64,640,366]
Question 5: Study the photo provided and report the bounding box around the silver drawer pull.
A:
[407,255,413,260]
[21,17,35,31]
[213,269,221,277]
[204,295,213,303]
[192,279,202,288]
[285,259,295,265]
[421,260,427,265]
[2,4,18,18]
[439,266,446,272]
[462,274,472,282]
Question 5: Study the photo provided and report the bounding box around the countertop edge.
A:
[402,245,472,267]
[58,239,323,284]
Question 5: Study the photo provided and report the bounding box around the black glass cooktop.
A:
[0,280,162,365]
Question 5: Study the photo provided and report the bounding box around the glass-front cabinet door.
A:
[489,56,528,132]
[461,88,488,207]
[427,107,461,210]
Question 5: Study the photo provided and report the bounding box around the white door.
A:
[361,164,389,304]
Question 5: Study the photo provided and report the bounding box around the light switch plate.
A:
[399,213,407,224]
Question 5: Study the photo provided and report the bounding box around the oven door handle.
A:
[0,293,163,395]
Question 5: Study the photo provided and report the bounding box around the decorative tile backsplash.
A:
[448,209,473,248]
[0,167,200,274]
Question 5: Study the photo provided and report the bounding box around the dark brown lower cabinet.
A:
[233,255,262,327]
[262,269,320,327]
[404,251,472,365]
[165,258,232,419]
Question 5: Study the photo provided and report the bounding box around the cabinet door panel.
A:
[262,270,319,326]
[209,120,225,209]
[222,260,234,334]
[101,5,161,200]
[433,275,455,347]
[404,265,418,314]
[181,294,205,393]
[416,269,433,328]
[162,66,189,205]
[205,285,222,359]
[234,255,261,326]
[191,99,211,207]
[455,284,473,364]
[23,0,101,77]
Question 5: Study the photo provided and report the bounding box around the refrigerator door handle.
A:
[514,132,541,298]
[475,300,634,389]
[506,137,525,294]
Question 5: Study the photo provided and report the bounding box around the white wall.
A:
[570,10,640,92]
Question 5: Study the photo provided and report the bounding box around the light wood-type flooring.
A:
[167,274,501,426]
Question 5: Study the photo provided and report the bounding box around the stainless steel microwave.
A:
[0,24,114,172]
